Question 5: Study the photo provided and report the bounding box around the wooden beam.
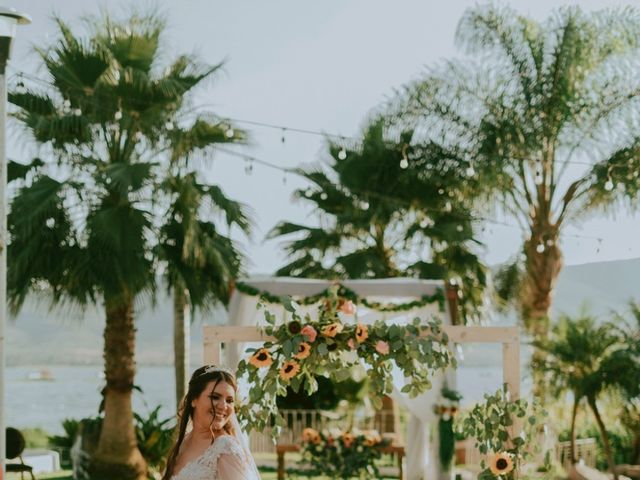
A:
[203,325,519,344]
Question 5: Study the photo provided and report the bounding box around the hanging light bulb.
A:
[604,178,614,191]
[444,201,452,212]
[165,120,174,130]
[114,110,123,121]
[135,131,143,141]
[338,147,347,160]
[534,170,543,185]
[400,143,409,169]
[456,225,464,232]
[73,108,82,116]
[536,243,545,253]
[465,163,476,177]
[361,201,370,210]
[225,127,234,138]
[15,80,26,94]
[320,192,328,200]
[63,99,71,111]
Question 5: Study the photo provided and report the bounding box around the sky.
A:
[7,0,640,274]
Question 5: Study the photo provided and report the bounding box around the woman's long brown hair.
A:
[161,366,237,480]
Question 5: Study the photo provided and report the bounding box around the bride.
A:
[162,365,261,480]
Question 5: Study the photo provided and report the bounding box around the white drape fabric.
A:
[223,277,452,480]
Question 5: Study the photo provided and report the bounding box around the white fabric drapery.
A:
[224,277,455,480]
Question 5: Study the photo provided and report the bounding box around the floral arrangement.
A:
[434,386,462,471]
[236,285,454,437]
[299,427,391,479]
[456,386,547,480]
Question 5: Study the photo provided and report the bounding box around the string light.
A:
[114,110,122,121]
[536,243,545,253]
[225,127,235,138]
[15,74,26,94]
[165,120,174,130]
[73,108,82,116]
[338,147,347,160]
[6,70,615,248]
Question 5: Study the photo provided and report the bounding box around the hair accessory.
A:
[200,365,235,378]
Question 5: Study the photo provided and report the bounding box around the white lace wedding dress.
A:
[172,435,261,480]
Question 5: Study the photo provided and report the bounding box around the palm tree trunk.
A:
[570,394,580,463]
[587,396,619,480]
[523,231,563,398]
[173,286,191,408]
[91,297,147,480]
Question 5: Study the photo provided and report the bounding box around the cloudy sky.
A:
[9,0,640,274]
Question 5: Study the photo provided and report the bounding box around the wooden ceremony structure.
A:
[202,278,521,479]
[203,325,521,479]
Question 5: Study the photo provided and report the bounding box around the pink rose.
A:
[301,325,317,343]
[339,300,356,315]
[347,338,356,350]
[375,340,389,355]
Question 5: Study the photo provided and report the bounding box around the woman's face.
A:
[192,380,235,433]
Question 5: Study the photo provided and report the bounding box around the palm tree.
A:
[158,171,250,406]
[534,314,629,478]
[8,12,244,479]
[391,5,640,368]
[269,117,487,321]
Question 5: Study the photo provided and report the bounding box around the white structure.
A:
[203,277,520,480]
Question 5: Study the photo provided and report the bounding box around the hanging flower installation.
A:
[456,386,548,480]
[236,285,454,437]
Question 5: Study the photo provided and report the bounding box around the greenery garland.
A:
[235,281,445,312]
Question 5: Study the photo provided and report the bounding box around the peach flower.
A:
[375,340,390,355]
[301,325,317,342]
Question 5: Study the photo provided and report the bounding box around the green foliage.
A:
[276,375,367,411]
[456,386,547,479]
[299,428,391,479]
[559,422,636,470]
[236,286,454,439]
[269,117,487,323]
[21,427,51,448]
[391,4,640,327]
[49,419,81,468]
[134,406,175,475]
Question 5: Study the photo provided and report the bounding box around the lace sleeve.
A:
[212,436,257,480]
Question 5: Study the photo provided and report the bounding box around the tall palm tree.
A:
[391,5,640,368]
[269,117,487,321]
[158,171,250,406]
[534,314,630,478]
[8,12,244,479]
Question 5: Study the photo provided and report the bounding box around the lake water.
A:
[6,365,531,434]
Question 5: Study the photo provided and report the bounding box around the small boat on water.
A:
[26,369,54,381]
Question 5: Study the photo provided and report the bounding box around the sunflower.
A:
[294,342,311,360]
[302,427,319,443]
[341,432,355,448]
[322,322,344,338]
[249,348,272,368]
[489,452,514,476]
[279,360,300,381]
[355,323,368,343]
[287,320,302,335]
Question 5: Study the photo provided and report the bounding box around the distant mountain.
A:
[6,258,640,366]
